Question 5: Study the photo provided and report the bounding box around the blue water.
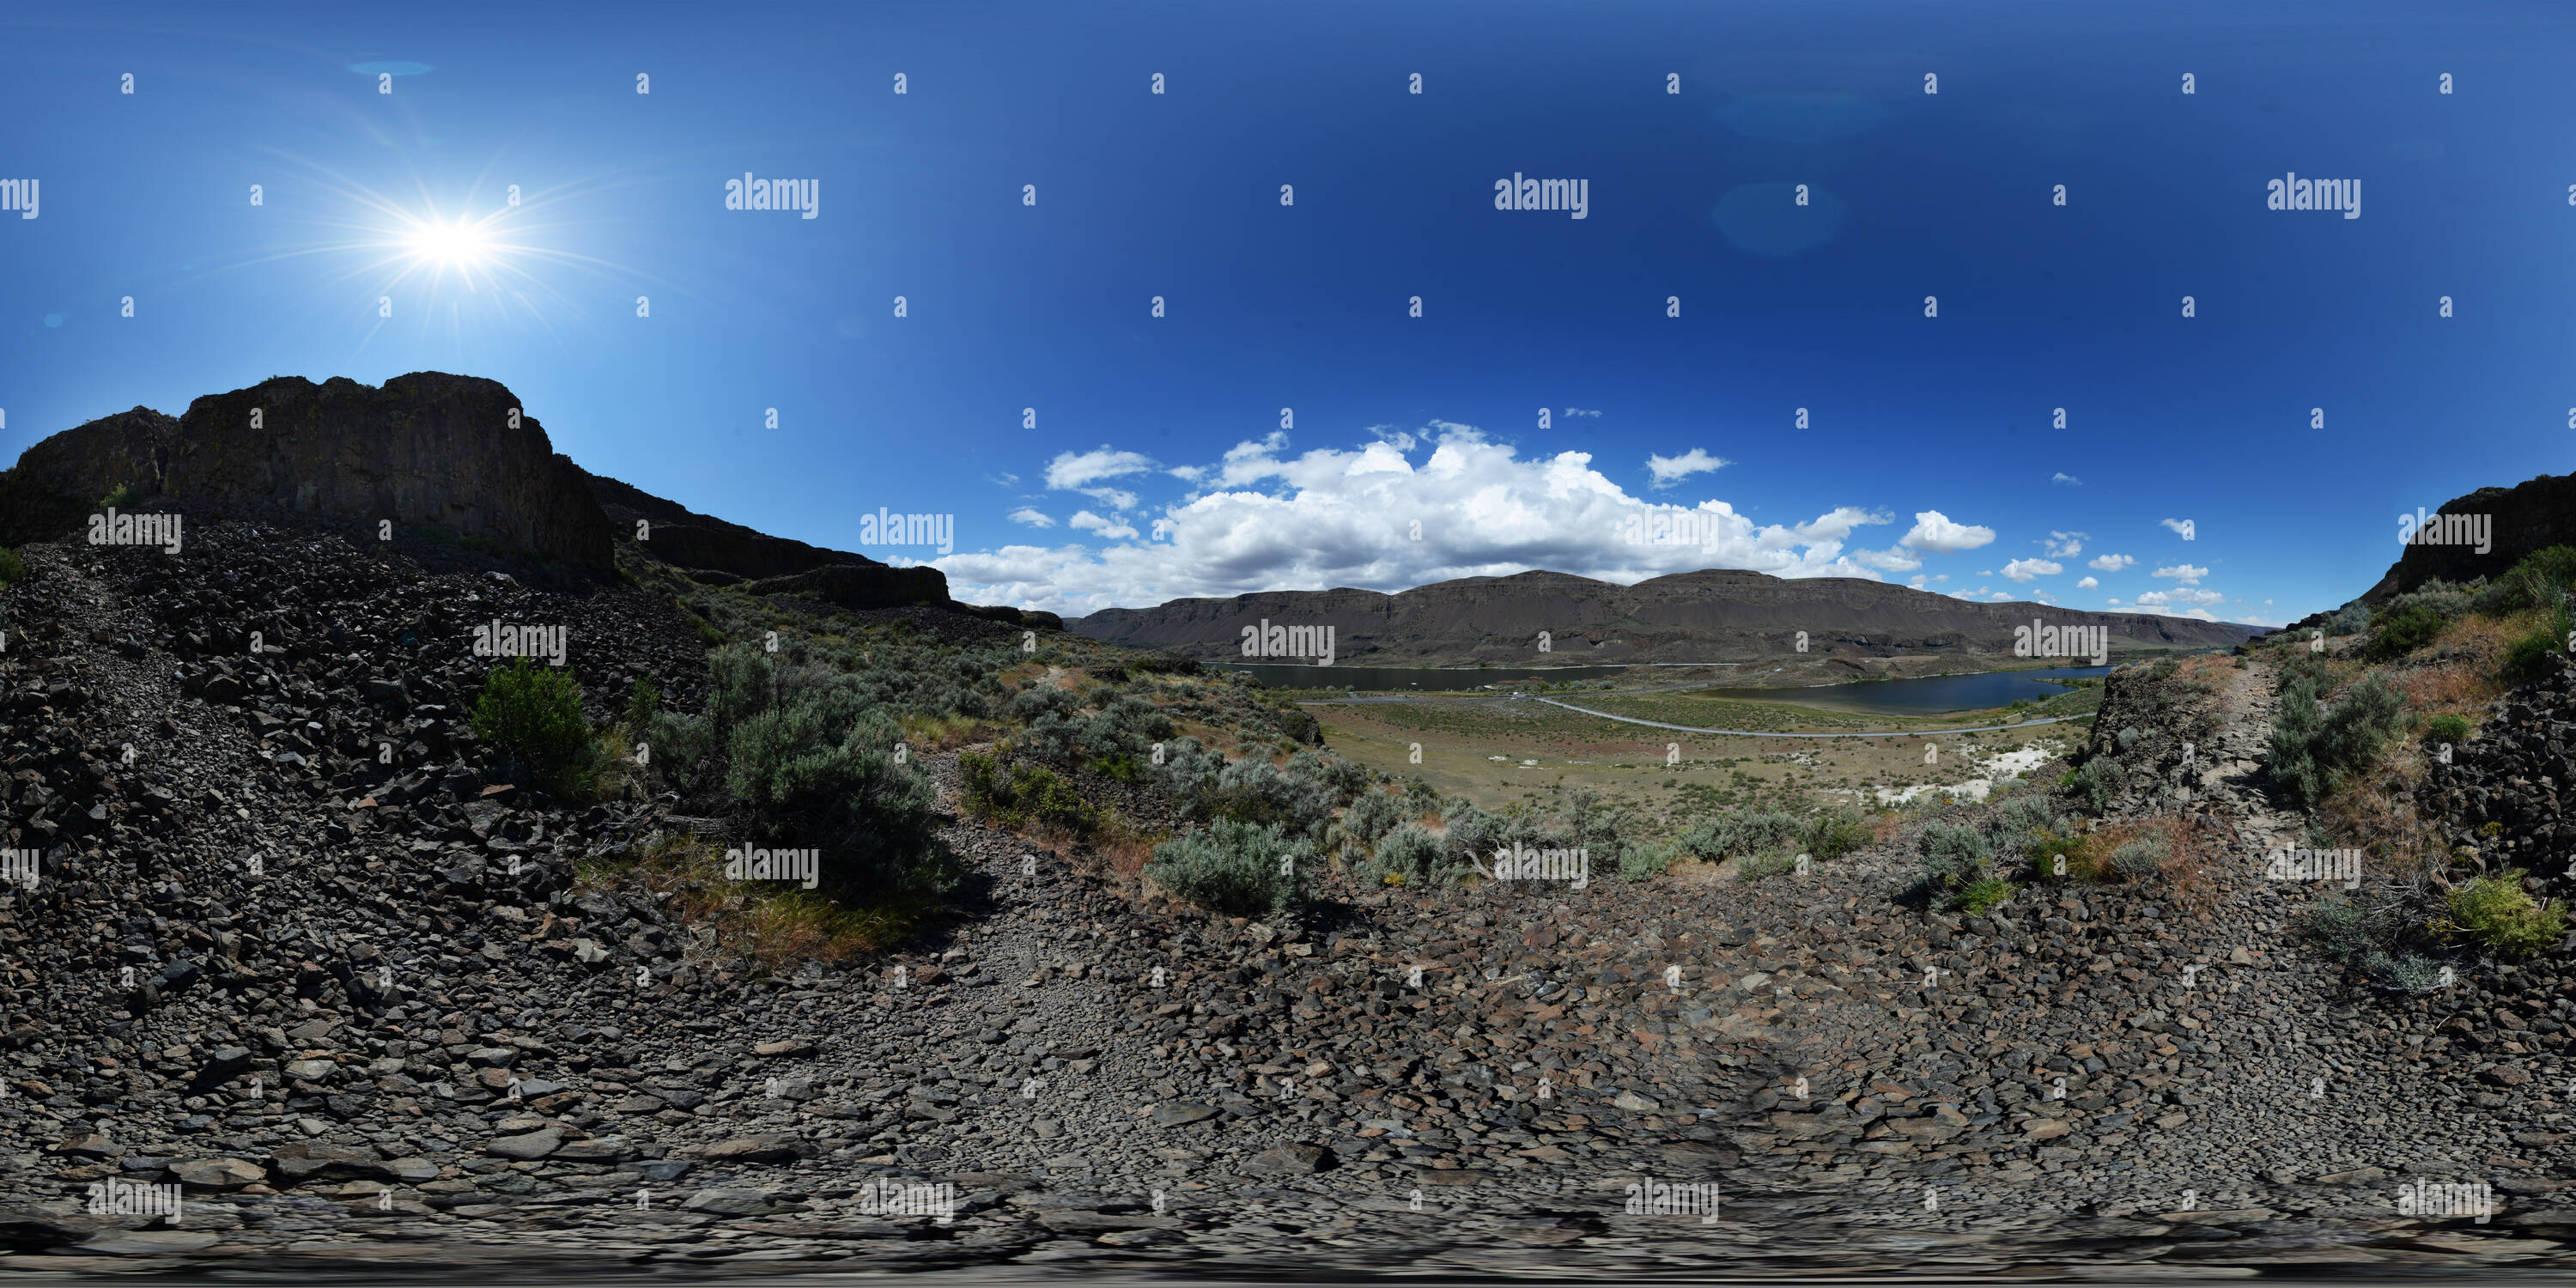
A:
[1706,665,2112,715]
[1229,664,1632,691]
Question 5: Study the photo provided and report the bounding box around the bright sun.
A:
[407,219,489,266]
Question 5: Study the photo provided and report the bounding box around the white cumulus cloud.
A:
[1900,510,1996,554]
[2089,553,2136,572]
[2002,558,2063,581]
[1006,507,1055,528]
[939,422,1945,617]
[2152,563,2210,584]
[2076,575,2099,589]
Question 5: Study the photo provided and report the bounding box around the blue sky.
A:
[6,0,2574,625]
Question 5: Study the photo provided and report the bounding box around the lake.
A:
[1704,665,2113,715]
[1228,664,1634,691]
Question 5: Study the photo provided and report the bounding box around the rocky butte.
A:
[0,371,1053,624]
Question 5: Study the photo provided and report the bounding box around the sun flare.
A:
[406,218,491,266]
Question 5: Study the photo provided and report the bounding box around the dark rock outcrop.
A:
[583,469,884,581]
[1,374,614,567]
[2360,470,2576,605]
[746,563,951,612]
[0,406,177,546]
[1072,568,2258,665]
[165,374,614,568]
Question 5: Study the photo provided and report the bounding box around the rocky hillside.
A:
[3,515,2573,1271]
[1072,568,2258,667]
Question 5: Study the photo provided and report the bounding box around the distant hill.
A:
[1069,568,2259,668]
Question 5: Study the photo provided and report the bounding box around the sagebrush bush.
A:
[1676,810,1803,863]
[2366,603,2447,661]
[471,658,601,793]
[97,483,139,509]
[1145,818,1310,916]
[2425,713,2472,747]
[1342,788,1413,850]
[725,696,942,895]
[651,642,949,899]
[2270,668,2407,808]
[2324,602,2370,637]
[1987,795,2060,848]
[1365,823,1449,886]
[1620,839,1678,882]
[2438,870,2566,957]
[2386,579,2476,624]
[2364,950,2447,991]
[1917,822,1992,892]
[2069,757,2123,814]
[2108,837,2165,883]
[2297,896,2386,960]
[0,546,25,588]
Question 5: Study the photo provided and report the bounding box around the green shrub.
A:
[0,546,26,588]
[1805,810,1873,861]
[2324,602,2369,637]
[1145,818,1310,916]
[725,696,943,894]
[1951,878,2016,915]
[1736,851,1797,882]
[2025,829,2089,883]
[2473,545,2576,616]
[2366,603,2447,661]
[2438,870,2566,957]
[2500,605,2572,683]
[623,677,661,729]
[97,483,139,509]
[959,750,1103,837]
[471,658,599,792]
[2425,713,2472,747]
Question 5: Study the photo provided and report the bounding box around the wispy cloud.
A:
[1645,447,1729,489]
